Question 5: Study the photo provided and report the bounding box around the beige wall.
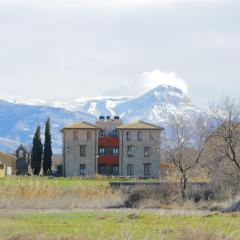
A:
[63,129,98,177]
[119,129,161,178]
[62,125,162,178]
[0,153,16,174]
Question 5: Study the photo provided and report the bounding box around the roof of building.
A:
[63,121,99,130]
[16,144,31,153]
[117,121,164,130]
[0,151,17,161]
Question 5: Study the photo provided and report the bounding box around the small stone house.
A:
[16,144,31,175]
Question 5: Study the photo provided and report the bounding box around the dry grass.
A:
[178,228,235,240]
[0,177,124,209]
[0,176,233,211]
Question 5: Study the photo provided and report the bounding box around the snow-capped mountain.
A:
[0,85,203,153]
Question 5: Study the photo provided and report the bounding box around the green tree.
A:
[43,118,52,175]
[31,126,43,175]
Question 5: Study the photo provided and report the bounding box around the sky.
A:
[0,0,239,108]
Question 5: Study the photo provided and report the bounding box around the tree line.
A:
[31,118,52,176]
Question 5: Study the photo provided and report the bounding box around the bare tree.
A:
[206,97,240,198]
[164,115,207,200]
[209,96,240,171]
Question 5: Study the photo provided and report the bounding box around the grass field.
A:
[0,177,239,239]
[0,176,111,187]
[0,211,239,240]
[0,176,227,210]
[0,176,163,186]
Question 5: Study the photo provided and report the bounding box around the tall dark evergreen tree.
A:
[31,126,43,175]
[43,118,52,175]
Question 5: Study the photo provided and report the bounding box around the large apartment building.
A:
[62,116,163,178]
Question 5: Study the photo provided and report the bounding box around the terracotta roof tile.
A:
[63,122,98,130]
[0,152,17,161]
[117,121,163,130]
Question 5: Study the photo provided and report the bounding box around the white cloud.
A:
[143,69,188,93]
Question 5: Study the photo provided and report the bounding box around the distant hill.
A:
[0,85,203,153]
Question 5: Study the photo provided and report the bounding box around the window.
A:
[80,164,86,175]
[19,150,24,158]
[127,164,134,176]
[99,129,105,136]
[138,131,142,141]
[127,146,134,157]
[112,130,119,137]
[87,131,92,140]
[112,165,119,175]
[150,132,154,141]
[98,165,105,174]
[144,146,150,157]
[80,145,86,157]
[99,147,105,155]
[113,148,119,155]
[144,163,151,176]
[126,131,131,141]
[73,131,78,140]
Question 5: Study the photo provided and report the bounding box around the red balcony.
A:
[98,155,119,165]
[98,137,119,147]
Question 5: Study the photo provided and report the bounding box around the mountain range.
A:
[0,85,203,153]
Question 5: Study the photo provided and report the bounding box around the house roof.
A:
[117,121,164,130]
[0,151,17,161]
[16,144,31,153]
[63,121,99,130]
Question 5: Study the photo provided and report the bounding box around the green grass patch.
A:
[0,211,239,240]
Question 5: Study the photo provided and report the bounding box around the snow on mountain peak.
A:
[0,84,203,153]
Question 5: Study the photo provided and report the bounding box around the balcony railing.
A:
[99,151,119,156]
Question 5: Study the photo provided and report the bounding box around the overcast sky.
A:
[0,0,239,108]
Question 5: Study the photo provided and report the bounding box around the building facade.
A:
[62,116,163,178]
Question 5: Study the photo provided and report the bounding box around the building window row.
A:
[99,129,119,137]
[127,163,151,177]
[98,147,119,155]
[98,164,119,175]
[126,131,154,141]
[127,146,150,157]
[79,163,151,176]
[73,130,154,141]
[80,145,149,157]
[73,131,92,141]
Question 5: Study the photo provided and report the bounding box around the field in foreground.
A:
[0,177,212,210]
[0,211,239,240]
[0,177,124,209]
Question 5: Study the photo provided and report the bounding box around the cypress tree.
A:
[43,118,52,175]
[31,126,43,175]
